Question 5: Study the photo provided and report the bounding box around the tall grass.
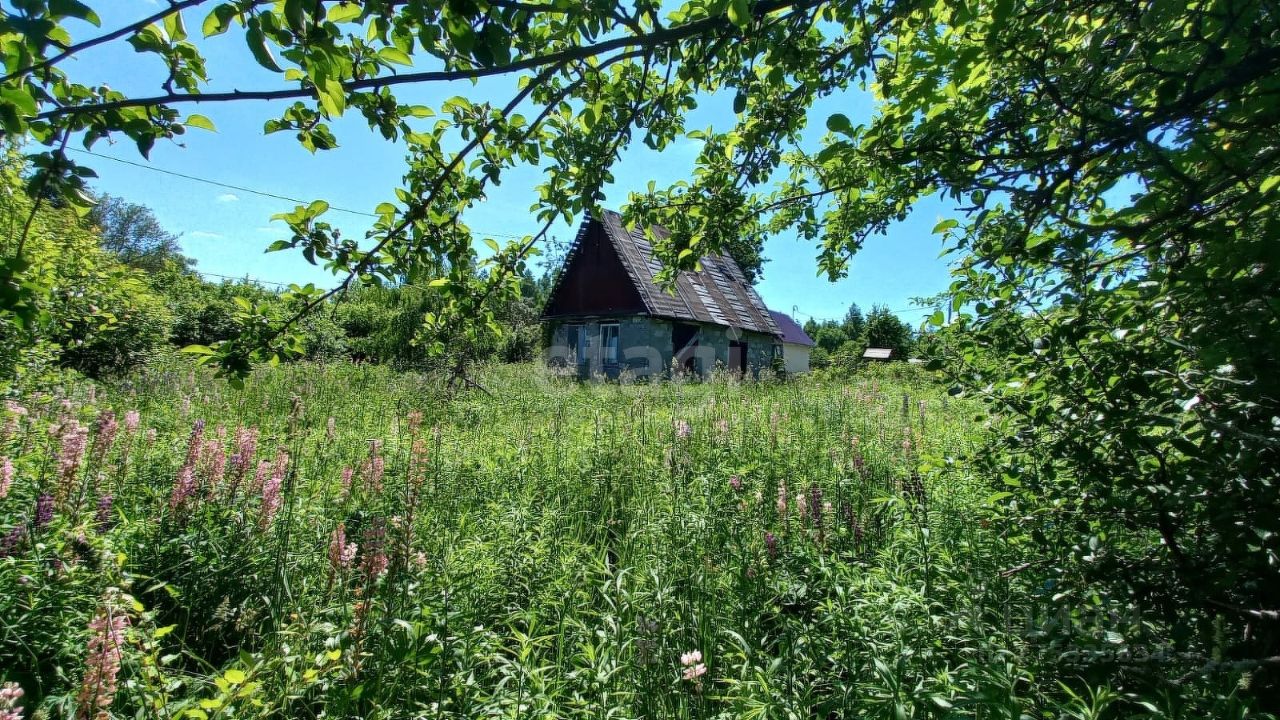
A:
[0,361,1266,718]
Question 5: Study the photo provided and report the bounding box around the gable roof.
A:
[544,211,781,337]
[863,347,893,359]
[768,311,815,346]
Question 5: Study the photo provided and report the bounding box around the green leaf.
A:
[246,24,283,72]
[1260,175,1280,194]
[932,219,958,234]
[727,0,751,28]
[185,114,216,132]
[223,669,247,685]
[327,3,364,23]
[378,47,412,66]
[181,344,215,356]
[826,113,853,135]
[50,0,101,25]
[202,4,236,37]
[164,10,188,42]
[154,624,178,639]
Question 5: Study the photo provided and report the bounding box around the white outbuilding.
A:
[768,311,816,374]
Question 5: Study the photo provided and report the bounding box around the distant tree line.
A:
[0,150,549,382]
[802,303,916,370]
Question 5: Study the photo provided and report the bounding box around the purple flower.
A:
[34,494,53,528]
[729,475,742,492]
[0,525,26,558]
[765,531,778,560]
[94,495,114,533]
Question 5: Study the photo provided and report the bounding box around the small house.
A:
[541,211,782,378]
[769,310,815,374]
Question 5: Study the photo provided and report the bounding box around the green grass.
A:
[0,361,1263,719]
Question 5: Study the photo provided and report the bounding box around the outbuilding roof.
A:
[768,311,815,347]
[863,347,894,360]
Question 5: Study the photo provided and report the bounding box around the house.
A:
[541,210,782,378]
[863,347,893,361]
[768,310,815,374]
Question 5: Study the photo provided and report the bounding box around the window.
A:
[565,324,583,365]
[600,323,620,365]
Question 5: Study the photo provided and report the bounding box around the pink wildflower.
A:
[169,466,195,511]
[680,650,707,681]
[258,450,288,528]
[56,420,89,499]
[91,410,118,460]
[339,467,354,499]
[776,483,788,518]
[76,595,129,719]
[0,681,23,720]
[0,458,12,499]
[326,416,336,442]
[407,410,423,434]
[123,410,140,434]
[674,419,691,439]
[360,519,388,580]
[729,475,742,492]
[796,493,808,522]
[328,523,358,571]
[250,459,271,495]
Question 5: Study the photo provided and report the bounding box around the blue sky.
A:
[59,2,960,324]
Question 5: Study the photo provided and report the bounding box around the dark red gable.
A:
[542,219,646,317]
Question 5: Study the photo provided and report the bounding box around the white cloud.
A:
[188,231,224,240]
[216,193,239,203]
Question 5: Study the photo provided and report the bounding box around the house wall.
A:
[781,343,811,374]
[546,317,778,378]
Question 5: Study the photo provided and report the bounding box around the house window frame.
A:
[565,324,584,366]
[600,322,620,366]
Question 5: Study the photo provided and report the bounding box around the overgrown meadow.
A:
[0,361,1250,718]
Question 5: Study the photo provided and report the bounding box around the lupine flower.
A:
[407,410,423,434]
[328,523,358,571]
[359,440,385,493]
[0,458,12,499]
[325,416,337,442]
[76,595,130,719]
[339,467,354,499]
[94,495,114,533]
[715,419,729,434]
[56,420,89,499]
[0,526,26,558]
[234,428,258,468]
[250,460,272,495]
[34,494,53,528]
[169,466,196,512]
[183,420,205,468]
[679,650,707,681]
[91,410,118,461]
[0,680,23,720]
[765,531,778,560]
[360,518,388,580]
[795,493,808,522]
[673,419,691,439]
[729,475,742,492]
[123,410,140,434]
[200,438,227,495]
[808,484,824,525]
[258,451,288,529]
[776,483,788,518]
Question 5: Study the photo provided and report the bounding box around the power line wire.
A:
[69,147,380,218]
[67,147,529,239]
